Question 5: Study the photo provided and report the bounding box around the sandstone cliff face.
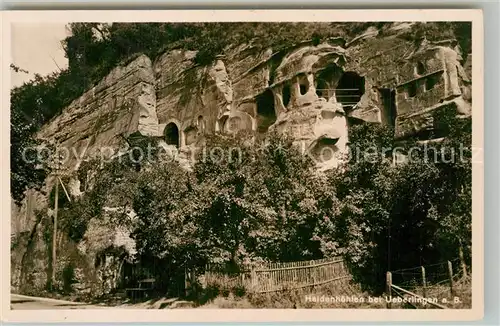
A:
[13,23,472,295]
[37,54,158,169]
[36,23,471,173]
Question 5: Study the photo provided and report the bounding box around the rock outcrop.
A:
[37,54,158,169]
[35,23,471,173]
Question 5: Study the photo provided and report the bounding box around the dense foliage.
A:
[49,111,472,295]
[316,113,472,293]
[63,133,338,292]
[10,107,48,204]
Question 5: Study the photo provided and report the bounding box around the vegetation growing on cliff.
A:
[38,111,472,297]
[316,113,472,292]
[10,21,472,204]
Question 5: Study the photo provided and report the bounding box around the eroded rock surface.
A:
[34,24,471,172]
[37,54,158,170]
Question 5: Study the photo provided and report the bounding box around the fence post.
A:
[447,260,454,296]
[250,267,257,293]
[184,267,188,297]
[458,239,468,278]
[191,268,196,296]
[421,266,427,298]
[386,271,392,309]
[312,262,317,288]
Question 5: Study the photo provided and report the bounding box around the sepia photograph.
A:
[2,9,484,323]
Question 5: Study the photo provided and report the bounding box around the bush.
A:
[316,116,472,294]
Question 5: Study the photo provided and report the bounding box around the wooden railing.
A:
[316,88,361,106]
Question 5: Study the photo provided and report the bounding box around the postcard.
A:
[1,9,484,323]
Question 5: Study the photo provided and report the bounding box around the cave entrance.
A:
[256,89,277,133]
[282,84,291,108]
[315,65,343,101]
[379,88,397,127]
[297,74,309,96]
[316,78,328,100]
[216,115,229,134]
[197,115,206,134]
[335,72,365,108]
[164,122,180,147]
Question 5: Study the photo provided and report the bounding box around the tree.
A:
[316,114,472,293]
[10,102,49,204]
[316,124,396,292]
[191,132,339,266]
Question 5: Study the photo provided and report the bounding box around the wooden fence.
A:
[203,256,351,294]
[386,258,470,309]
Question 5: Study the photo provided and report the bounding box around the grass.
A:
[197,272,472,309]
[198,279,387,309]
[389,273,472,309]
[16,268,470,310]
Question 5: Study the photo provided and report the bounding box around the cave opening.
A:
[379,88,397,127]
[300,84,307,95]
[216,115,229,134]
[298,74,309,96]
[256,89,277,133]
[316,78,328,99]
[425,72,442,92]
[335,72,365,108]
[407,81,418,98]
[416,61,426,75]
[164,122,180,147]
[268,51,287,86]
[197,115,205,134]
[310,137,340,164]
[315,65,343,100]
[282,84,291,108]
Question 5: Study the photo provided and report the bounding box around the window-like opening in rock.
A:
[268,51,287,86]
[228,117,242,133]
[164,122,180,147]
[336,72,365,108]
[298,74,309,96]
[216,115,229,133]
[425,72,442,91]
[318,137,339,146]
[300,84,307,95]
[396,86,407,99]
[316,65,343,100]
[316,78,328,99]
[407,82,418,98]
[256,89,277,133]
[320,109,337,120]
[282,84,291,108]
[379,88,397,127]
[416,61,425,75]
[184,126,197,146]
[310,138,339,163]
[197,115,205,133]
[347,116,365,127]
[94,253,106,269]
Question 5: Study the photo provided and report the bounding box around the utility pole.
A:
[50,147,61,291]
[51,174,59,290]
